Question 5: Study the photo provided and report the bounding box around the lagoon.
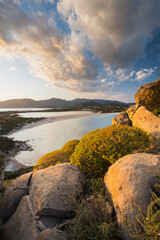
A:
[8,112,119,166]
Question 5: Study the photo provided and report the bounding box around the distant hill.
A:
[0,97,131,108]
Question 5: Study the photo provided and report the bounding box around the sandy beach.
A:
[5,111,103,171]
[7,111,102,136]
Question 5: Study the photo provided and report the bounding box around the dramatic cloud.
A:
[58,0,160,67]
[0,0,159,96]
[0,0,99,92]
[0,0,62,57]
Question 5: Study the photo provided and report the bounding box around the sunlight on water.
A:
[9,113,118,166]
[18,111,92,118]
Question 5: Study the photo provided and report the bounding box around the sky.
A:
[0,0,160,103]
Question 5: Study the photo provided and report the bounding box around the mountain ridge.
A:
[0,97,130,108]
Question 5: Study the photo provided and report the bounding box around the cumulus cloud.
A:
[33,0,54,5]
[58,0,160,67]
[0,0,99,92]
[0,0,159,96]
[0,0,62,57]
[10,66,18,72]
[136,68,155,81]
[105,67,135,82]
[105,66,155,82]
[27,31,99,92]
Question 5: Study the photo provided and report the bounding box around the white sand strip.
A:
[7,111,102,136]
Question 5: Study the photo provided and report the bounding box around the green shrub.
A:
[86,177,105,195]
[152,108,160,117]
[67,193,121,240]
[127,183,160,239]
[34,139,80,171]
[0,137,15,153]
[70,125,154,178]
[135,79,160,112]
[34,150,71,171]
[4,166,33,180]
[0,151,5,175]
[61,139,80,153]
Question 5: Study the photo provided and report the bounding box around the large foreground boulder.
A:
[2,196,38,240]
[0,172,33,221]
[1,163,85,240]
[29,163,86,218]
[104,153,160,240]
[134,78,160,111]
[132,106,160,140]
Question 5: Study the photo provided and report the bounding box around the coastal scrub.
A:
[70,125,155,178]
[34,139,80,171]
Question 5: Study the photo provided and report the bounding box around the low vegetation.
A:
[67,193,121,240]
[152,108,160,117]
[1,105,159,239]
[71,102,130,113]
[0,152,5,175]
[0,137,15,153]
[4,166,33,180]
[0,111,42,135]
[34,139,80,171]
[135,78,160,112]
[127,183,160,239]
[70,125,155,178]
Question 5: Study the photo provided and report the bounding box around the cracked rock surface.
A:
[0,172,33,221]
[0,163,86,240]
[104,153,160,240]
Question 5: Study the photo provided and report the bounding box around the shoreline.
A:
[5,141,33,172]
[7,111,107,136]
[5,111,118,172]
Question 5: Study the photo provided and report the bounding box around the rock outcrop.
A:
[126,105,138,121]
[0,172,33,221]
[104,153,160,240]
[29,163,85,218]
[112,111,131,126]
[2,196,38,240]
[1,163,85,240]
[132,106,160,140]
[134,78,160,111]
[37,228,68,240]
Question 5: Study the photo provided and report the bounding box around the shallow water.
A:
[9,112,118,166]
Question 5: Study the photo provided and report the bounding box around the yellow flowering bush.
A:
[34,139,80,171]
[70,125,154,178]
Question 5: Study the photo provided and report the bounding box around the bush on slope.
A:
[34,139,80,171]
[70,125,155,178]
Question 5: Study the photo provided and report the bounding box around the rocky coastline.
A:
[0,79,160,240]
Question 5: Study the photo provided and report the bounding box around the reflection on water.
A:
[10,113,118,166]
